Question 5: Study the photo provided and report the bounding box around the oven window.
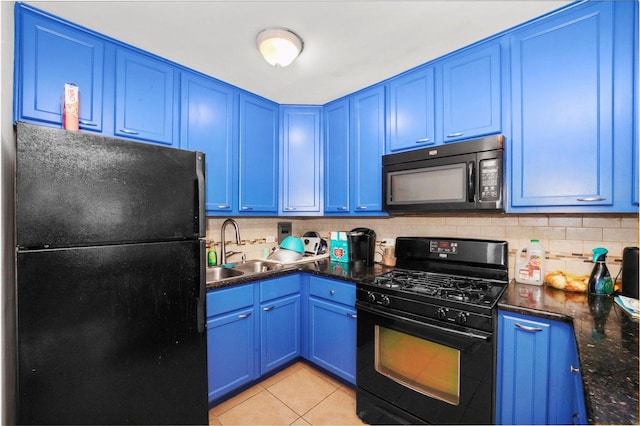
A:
[388,164,466,204]
[374,325,460,405]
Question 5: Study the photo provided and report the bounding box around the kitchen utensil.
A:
[279,236,304,253]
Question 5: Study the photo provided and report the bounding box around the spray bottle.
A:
[588,247,613,295]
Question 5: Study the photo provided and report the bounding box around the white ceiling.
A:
[27,0,574,105]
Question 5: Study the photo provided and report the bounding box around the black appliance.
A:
[382,135,504,214]
[356,237,509,425]
[347,227,376,267]
[15,122,208,425]
[621,247,639,299]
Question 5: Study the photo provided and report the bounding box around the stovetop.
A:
[368,268,507,307]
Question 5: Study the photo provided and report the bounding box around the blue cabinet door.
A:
[114,48,177,145]
[239,94,279,214]
[280,106,322,214]
[386,65,436,152]
[260,294,300,374]
[308,297,356,384]
[497,312,551,425]
[323,98,350,214]
[497,310,583,425]
[441,42,501,143]
[350,86,385,213]
[180,72,236,214]
[15,4,104,131]
[207,307,255,402]
[509,2,615,209]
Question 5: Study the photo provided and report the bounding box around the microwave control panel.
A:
[479,158,501,202]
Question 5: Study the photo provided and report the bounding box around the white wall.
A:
[1,1,16,424]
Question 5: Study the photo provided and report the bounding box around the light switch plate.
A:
[277,222,292,244]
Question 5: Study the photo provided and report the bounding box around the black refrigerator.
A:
[15,122,208,425]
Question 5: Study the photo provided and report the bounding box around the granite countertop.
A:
[499,281,639,425]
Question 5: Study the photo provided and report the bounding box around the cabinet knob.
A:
[514,322,543,332]
[329,290,335,295]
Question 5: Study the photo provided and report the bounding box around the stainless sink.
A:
[234,260,284,273]
[206,260,286,283]
[206,266,244,282]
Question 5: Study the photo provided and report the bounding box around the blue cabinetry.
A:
[323,98,351,214]
[239,94,279,214]
[180,72,236,214]
[386,65,436,152]
[496,311,586,425]
[279,106,322,215]
[114,48,178,146]
[14,5,104,132]
[508,1,636,212]
[441,42,501,143]
[307,276,357,384]
[206,284,256,403]
[349,86,385,214]
[259,276,301,373]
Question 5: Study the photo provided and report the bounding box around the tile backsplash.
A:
[206,214,638,280]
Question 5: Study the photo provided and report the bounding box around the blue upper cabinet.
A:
[238,93,279,214]
[323,98,350,214]
[180,72,237,214]
[14,5,104,132]
[350,85,385,214]
[279,106,322,215]
[386,65,436,152]
[114,48,178,146]
[441,42,501,143]
[508,1,636,212]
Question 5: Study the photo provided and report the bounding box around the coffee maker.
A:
[347,228,376,268]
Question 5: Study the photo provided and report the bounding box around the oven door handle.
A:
[357,303,491,342]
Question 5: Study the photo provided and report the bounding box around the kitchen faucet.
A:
[220,218,241,265]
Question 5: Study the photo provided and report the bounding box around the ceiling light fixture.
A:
[256,28,303,67]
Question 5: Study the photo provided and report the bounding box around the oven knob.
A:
[457,312,469,324]
[436,307,448,319]
[367,292,376,303]
[381,295,391,306]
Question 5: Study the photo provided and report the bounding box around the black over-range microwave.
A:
[382,135,505,214]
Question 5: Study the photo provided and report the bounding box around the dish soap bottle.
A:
[588,247,613,295]
[515,239,545,285]
[207,244,217,267]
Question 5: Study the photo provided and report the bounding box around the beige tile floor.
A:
[209,361,366,425]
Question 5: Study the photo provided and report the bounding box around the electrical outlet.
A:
[266,235,276,243]
[381,237,395,246]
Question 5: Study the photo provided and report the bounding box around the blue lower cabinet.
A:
[307,276,357,384]
[496,310,586,424]
[206,284,256,403]
[260,294,301,373]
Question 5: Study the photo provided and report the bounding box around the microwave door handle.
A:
[467,161,475,202]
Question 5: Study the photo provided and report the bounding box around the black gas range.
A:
[355,237,509,425]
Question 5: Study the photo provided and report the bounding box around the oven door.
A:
[356,303,494,425]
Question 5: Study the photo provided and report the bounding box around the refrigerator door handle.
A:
[197,240,207,333]
[195,152,206,237]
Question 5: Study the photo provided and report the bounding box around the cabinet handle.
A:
[217,205,230,209]
[240,206,253,211]
[338,206,348,211]
[263,305,275,311]
[346,312,357,319]
[446,132,464,138]
[119,128,139,135]
[238,313,252,319]
[570,365,580,374]
[284,207,296,211]
[356,206,367,210]
[416,138,431,143]
[514,323,543,332]
[577,197,606,202]
[79,120,97,127]
[329,290,335,295]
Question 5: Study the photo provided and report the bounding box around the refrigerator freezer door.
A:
[16,240,207,425]
[16,122,205,249]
